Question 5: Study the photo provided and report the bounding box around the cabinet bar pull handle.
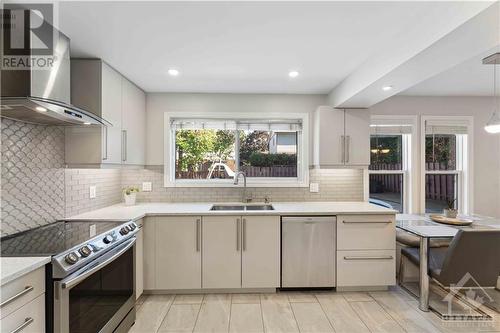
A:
[344,256,393,260]
[236,219,241,251]
[196,219,201,252]
[9,317,34,333]
[102,126,108,160]
[122,130,127,162]
[242,218,247,251]
[346,135,350,163]
[1,286,34,308]
[342,220,392,224]
[341,135,345,163]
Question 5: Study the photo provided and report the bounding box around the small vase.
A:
[124,192,137,206]
[443,208,458,218]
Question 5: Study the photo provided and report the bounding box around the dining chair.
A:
[400,229,500,288]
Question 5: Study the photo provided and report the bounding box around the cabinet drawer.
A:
[0,267,45,319]
[337,250,396,287]
[337,215,395,250]
[0,294,45,333]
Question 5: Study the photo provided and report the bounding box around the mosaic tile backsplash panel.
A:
[1,119,65,236]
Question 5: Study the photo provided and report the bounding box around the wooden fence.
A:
[369,162,455,200]
[176,163,296,179]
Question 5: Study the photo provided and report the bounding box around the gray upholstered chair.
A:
[400,229,500,288]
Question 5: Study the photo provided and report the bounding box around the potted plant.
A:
[123,186,140,206]
[443,197,458,218]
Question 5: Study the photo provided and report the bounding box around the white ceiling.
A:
[58,1,494,94]
[401,51,498,97]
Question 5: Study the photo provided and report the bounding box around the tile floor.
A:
[129,287,500,333]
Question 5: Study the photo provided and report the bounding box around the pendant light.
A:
[483,53,500,134]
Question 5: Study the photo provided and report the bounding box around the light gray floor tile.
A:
[342,292,373,302]
[316,294,370,333]
[350,301,406,333]
[291,302,334,333]
[194,294,231,333]
[229,303,264,333]
[158,303,201,332]
[174,294,205,304]
[261,293,299,333]
[287,292,318,303]
[231,294,261,304]
[129,295,174,333]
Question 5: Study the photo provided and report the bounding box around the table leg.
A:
[419,236,429,311]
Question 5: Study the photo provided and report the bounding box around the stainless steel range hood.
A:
[1,23,111,127]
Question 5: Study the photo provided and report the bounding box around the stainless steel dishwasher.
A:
[281,216,336,288]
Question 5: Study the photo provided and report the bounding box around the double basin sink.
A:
[210,204,274,211]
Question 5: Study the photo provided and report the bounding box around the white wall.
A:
[146,93,327,165]
[370,95,500,218]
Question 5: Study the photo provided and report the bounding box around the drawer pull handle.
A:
[10,317,34,333]
[344,256,394,260]
[342,221,392,224]
[1,286,34,308]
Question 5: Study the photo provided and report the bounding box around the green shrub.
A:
[248,153,296,167]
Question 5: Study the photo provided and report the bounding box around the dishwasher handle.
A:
[282,216,336,224]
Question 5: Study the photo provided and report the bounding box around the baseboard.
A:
[336,286,390,292]
[144,288,277,294]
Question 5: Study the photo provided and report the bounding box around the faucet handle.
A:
[264,196,270,204]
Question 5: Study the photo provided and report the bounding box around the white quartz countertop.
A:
[65,201,396,221]
[1,257,50,286]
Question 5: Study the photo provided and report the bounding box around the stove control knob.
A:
[129,223,137,230]
[119,227,129,235]
[65,252,79,265]
[78,245,92,257]
[127,224,135,232]
[103,235,113,244]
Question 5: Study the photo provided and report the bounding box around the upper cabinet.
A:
[313,106,370,167]
[65,59,146,167]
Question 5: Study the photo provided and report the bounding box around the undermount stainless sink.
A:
[210,204,274,211]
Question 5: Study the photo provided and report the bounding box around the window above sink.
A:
[164,112,309,188]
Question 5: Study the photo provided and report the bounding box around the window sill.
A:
[164,178,309,188]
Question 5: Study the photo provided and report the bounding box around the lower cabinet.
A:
[144,215,280,291]
[0,294,45,333]
[155,216,202,290]
[135,218,144,299]
[203,215,280,289]
[336,250,396,287]
[241,216,280,288]
[202,216,242,288]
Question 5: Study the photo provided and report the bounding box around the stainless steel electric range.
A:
[1,220,139,333]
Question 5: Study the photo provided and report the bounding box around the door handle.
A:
[0,286,34,308]
[341,135,345,163]
[122,130,127,162]
[345,135,350,163]
[236,219,241,251]
[342,220,392,224]
[196,219,201,252]
[102,126,108,160]
[9,317,34,333]
[242,218,247,251]
[344,256,393,260]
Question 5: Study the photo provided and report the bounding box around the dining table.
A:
[396,213,500,312]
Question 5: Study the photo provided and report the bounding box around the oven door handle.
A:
[60,238,135,290]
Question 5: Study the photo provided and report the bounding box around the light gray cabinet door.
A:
[313,106,345,167]
[344,109,370,166]
[101,62,123,164]
[241,216,280,288]
[143,217,156,290]
[202,216,241,289]
[155,216,202,290]
[121,78,146,165]
[135,219,144,299]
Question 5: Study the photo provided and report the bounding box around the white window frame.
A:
[369,115,416,213]
[420,116,473,215]
[164,111,309,188]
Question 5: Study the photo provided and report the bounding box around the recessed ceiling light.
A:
[35,106,47,112]
[288,71,299,78]
[83,122,91,125]
[382,85,393,91]
[168,69,180,76]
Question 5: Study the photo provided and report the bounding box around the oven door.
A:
[54,238,136,333]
